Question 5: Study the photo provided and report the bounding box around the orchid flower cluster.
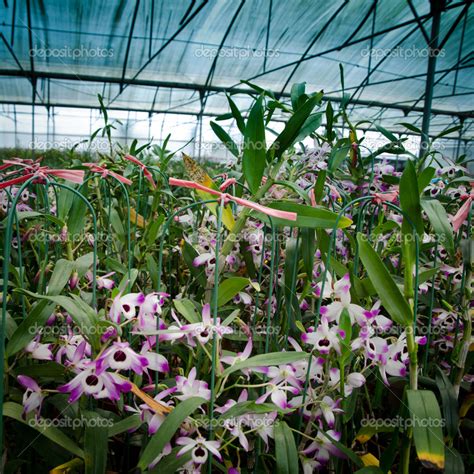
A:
[1,102,472,474]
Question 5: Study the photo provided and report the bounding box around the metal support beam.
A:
[120,0,141,92]
[1,69,472,119]
[455,117,464,158]
[109,0,209,105]
[263,0,273,73]
[366,0,378,85]
[437,0,471,51]
[419,0,445,156]
[241,0,466,85]
[453,8,468,93]
[279,1,348,95]
[25,0,35,156]
[199,0,246,114]
[406,0,430,44]
[1,100,470,141]
[325,64,473,95]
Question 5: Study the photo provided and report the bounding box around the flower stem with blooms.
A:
[220,161,284,256]
[453,309,473,397]
[401,319,419,473]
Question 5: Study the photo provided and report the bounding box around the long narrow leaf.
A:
[243,96,266,194]
[138,397,207,469]
[406,389,445,470]
[356,233,412,326]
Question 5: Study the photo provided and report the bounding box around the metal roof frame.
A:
[0,0,473,146]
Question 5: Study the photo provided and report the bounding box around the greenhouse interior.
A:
[0,0,473,473]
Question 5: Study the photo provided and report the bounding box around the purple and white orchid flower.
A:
[109,292,145,323]
[97,341,149,374]
[58,361,132,402]
[175,367,211,401]
[176,435,222,464]
[180,303,232,344]
[17,375,43,419]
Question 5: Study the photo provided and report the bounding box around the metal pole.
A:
[419,0,445,157]
[455,118,464,159]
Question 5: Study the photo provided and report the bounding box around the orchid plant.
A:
[0,83,472,474]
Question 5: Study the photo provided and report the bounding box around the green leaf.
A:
[146,254,159,289]
[221,351,308,377]
[435,368,459,442]
[67,186,89,236]
[149,447,192,473]
[399,160,422,299]
[421,199,455,257]
[399,160,423,236]
[182,241,207,287]
[290,82,306,111]
[240,80,276,99]
[75,252,94,278]
[374,124,399,143]
[117,268,139,293]
[108,415,142,437]
[406,389,445,470]
[399,122,422,134]
[243,96,266,194]
[6,300,56,357]
[255,201,352,229]
[326,102,334,141]
[433,125,462,140]
[47,259,75,296]
[14,362,66,379]
[109,208,125,237]
[227,95,245,134]
[173,298,201,324]
[210,121,239,158]
[355,468,384,474]
[2,211,63,227]
[313,169,327,204]
[338,308,352,362]
[418,167,435,192]
[329,143,350,171]
[268,92,323,160]
[138,397,207,469]
[444,446,464,474]
[83,412,108,474]
[284,237,300,330]
[355,424,395,444]
[219,402,279,420]
[56,187,76,222]
[3,402,84,458]
[292,113,323,145]
[356,233,412,326]
[275,421,299,474]
[15,290,100,349]
[301,227,315,281]
[217,277,249,307]
[320,430,363,468]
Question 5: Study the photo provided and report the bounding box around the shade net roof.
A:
[0,0,473,147]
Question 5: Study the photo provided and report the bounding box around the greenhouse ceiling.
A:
[0,0,473,140]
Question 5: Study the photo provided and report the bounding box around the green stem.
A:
[406,325,418,391]
[221,174,276,257]
[452,306,472,397]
